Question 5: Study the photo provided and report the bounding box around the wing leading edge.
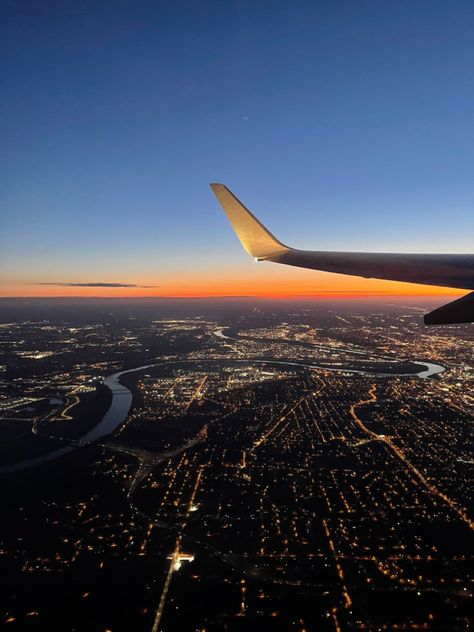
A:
[210,183,474,325]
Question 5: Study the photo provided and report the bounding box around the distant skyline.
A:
[1,1,472,298]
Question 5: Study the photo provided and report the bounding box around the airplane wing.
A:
[210,183,474,325]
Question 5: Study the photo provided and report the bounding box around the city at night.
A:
[0,299,472,630]
[1,1,473,630]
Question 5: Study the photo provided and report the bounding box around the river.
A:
[1,332,445,473]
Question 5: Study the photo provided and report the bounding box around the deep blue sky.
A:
[1,1,473,295]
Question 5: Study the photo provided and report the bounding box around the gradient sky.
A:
[1,1,473,298]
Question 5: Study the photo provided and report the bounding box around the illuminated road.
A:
[251,394,307,452]
[151,467,203,632]
[349,385,474,531]
[57,391,80,421]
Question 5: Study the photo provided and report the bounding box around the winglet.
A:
[210,183,289,259]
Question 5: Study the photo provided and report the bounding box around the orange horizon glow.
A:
[0,276,466,300]
[3,255,469,300]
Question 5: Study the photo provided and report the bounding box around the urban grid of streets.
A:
[0,301,473,631]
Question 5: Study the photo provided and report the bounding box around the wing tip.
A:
[210,183,289,259]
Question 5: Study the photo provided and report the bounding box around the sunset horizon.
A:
[1,281,466,299]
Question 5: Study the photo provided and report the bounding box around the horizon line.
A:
[0,291,464,300]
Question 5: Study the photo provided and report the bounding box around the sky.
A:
[1,0,473,299]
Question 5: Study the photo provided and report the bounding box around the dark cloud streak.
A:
[32,282,159,288]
